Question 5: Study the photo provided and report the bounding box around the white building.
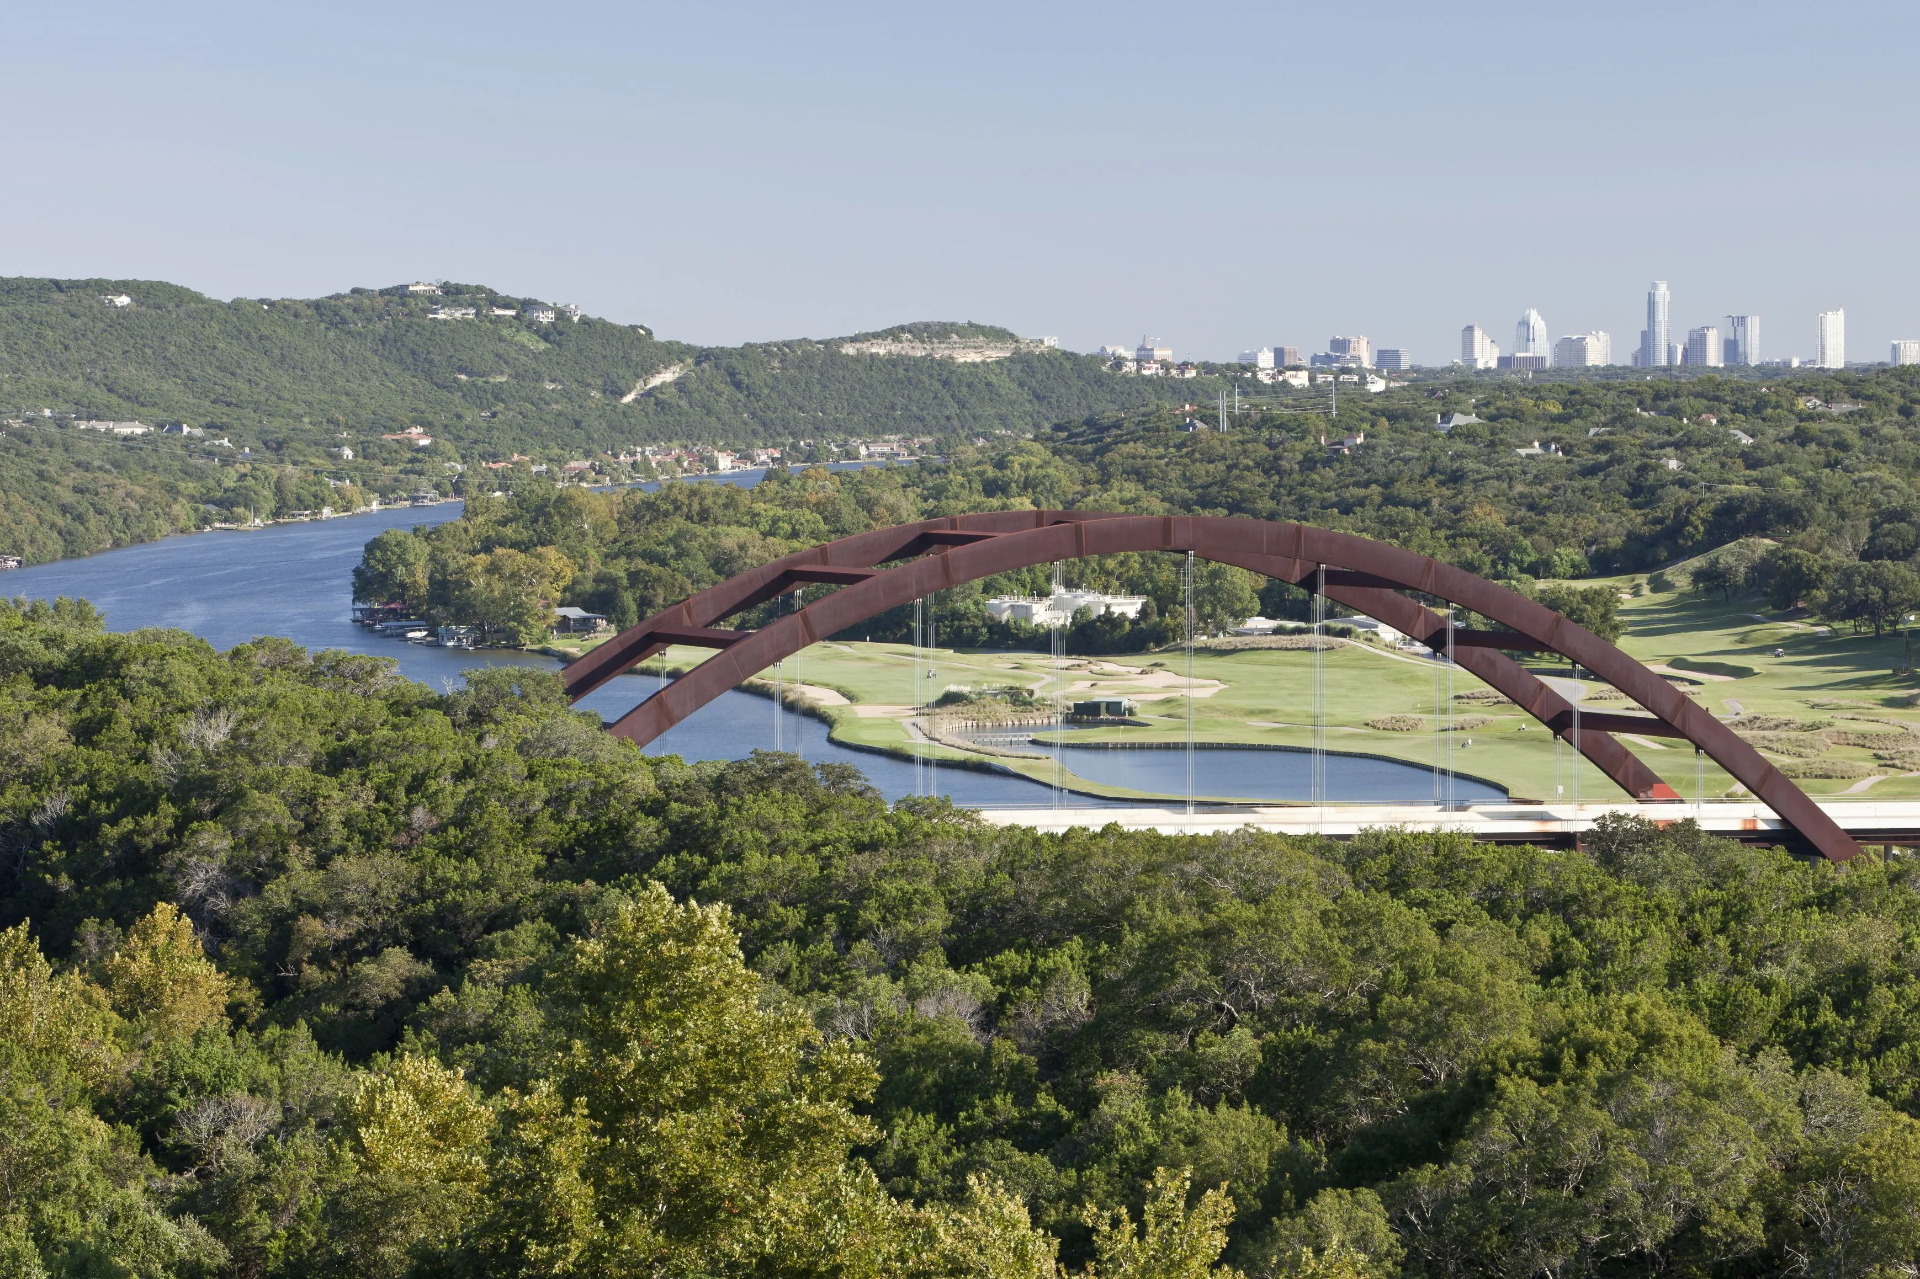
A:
[1724,315,1760,366]
[986,591,1148,627]
[429,306,477,320]
[403,282,441,295]
[1328,335,1371,365]
[1641,280,1672,367]
[1893,340,1920,365]
[1375,348,1411,370]
[1277,369,1311,388]
[1553,332,1612,367]
[1817,309,1846,368]
[489,306,517,317]
[1135,337,1172,362]
[1684,325,1723,366]
[1239,347,1276,368]
[99,293,132,308]
[1516,309,1549,362]
[1341,617,1406,646]
[1460,325,1500,370]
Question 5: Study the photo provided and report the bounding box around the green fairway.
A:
[629,584,1920,804]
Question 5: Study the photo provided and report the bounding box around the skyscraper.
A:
[1554,332,1612,367]
[1893,340,1920,365]
[1516,309,1549,362]
[1642,281,1671,367]
[1684,326,1723,367]
[1460,325,1499,370]
[1724,315,1760,366]
[1816,310,1846,368]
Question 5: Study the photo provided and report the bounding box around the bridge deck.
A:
[969,801,1920,851]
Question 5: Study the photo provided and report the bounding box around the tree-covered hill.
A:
[0,277,1179,452]
[0,276,1206,563]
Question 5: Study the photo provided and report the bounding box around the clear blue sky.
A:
[10,1,1919,364]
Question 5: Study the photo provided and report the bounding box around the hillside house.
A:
[382,427,434,446]
[99,293,132,307]
[403,282,441,294]
[525,304,557,322]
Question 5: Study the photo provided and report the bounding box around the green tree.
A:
[1761,546,1832,611]
[1534,582,1624,642]
[102,901,233,1045]
[352,528,431,609]
[535,882,897,1276]
[449,546,575,644]
[1828,559,1920,636]
[1079,1168,1241,1279]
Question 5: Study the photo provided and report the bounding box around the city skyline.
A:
[6,4,1920,372]
[1198,284,1900,370]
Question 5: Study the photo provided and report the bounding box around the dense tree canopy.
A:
[8,596,1920,1275]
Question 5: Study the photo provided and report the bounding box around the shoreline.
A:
[1,498,467,572]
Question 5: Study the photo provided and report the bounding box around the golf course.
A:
[559,576,1920,805]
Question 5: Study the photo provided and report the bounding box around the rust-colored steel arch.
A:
[562,510,1860,863]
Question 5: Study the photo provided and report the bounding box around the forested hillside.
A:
[0,277,1194,563]
[8,597,1920,1277]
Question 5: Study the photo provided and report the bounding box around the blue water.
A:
[0,501,1096,805]
[1057,745,1505,804]
[2,490,1484,807]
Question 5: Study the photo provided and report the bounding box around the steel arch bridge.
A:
[560,510,1861,864]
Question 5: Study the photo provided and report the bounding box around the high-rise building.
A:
[1816,310,1846,368]
[1135,337,1172,363]
[1642,281,1671,367]
[1460,325,1499,370]
[1376,349,1411,370]
[1327,335,1371,365]
[1239,348,1275,368]
[1893,340,1920,365]
[1276,346,1302,367]
[1497,353,1548,371]
[1554,332,1612,367]
[1724,315,1760,366]
[1516,309,1549,362]
[1684,326,1723,367]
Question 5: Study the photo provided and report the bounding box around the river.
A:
[4,483,1499,807]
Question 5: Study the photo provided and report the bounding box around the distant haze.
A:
[9,1,1919,365]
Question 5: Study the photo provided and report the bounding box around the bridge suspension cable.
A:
[1184,551,1195,816]
[1312,564,1326,832]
